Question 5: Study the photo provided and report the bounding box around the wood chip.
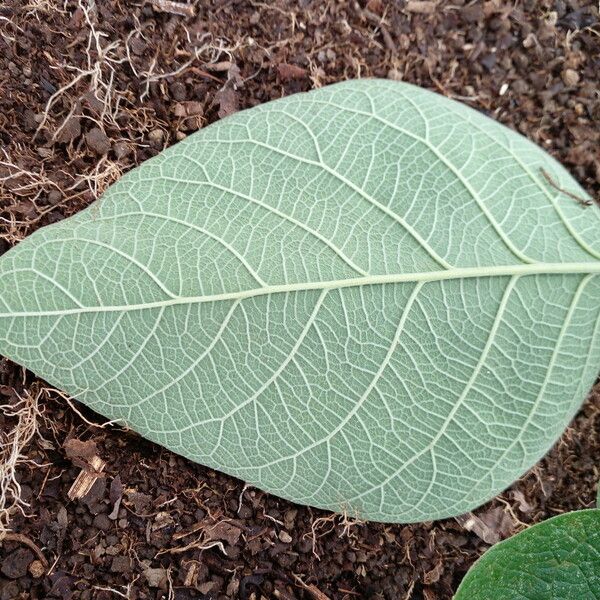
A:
[64,438,107,500]
[183,561,199,587]
[405,1,437,14]
[206,61,232,72]
[277,63,308,81]
[455,510,512,545]
[151,0,195,17]
[67,454,106,500]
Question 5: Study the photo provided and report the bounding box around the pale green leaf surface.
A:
[454,509,600,600]
[1,80,599,522]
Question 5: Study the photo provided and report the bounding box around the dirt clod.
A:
[110,555,131,573]
[1,548,34,579]
[148,128,165,148]
[85,128,111,156]
[143,565,169,587]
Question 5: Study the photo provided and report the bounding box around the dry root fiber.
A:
[0,389,43,539]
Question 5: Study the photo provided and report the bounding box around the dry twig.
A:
[1,532,49,568]
[293,574,331,600]
[540,168,593,207]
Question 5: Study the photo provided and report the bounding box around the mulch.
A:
[0,1,599,598]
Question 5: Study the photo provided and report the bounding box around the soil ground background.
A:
[0,0,599,598]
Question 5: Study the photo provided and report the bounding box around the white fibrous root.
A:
[0,389,44,540]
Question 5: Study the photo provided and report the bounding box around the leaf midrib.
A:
[2,261,600,318]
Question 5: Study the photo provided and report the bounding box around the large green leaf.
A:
[454,509,600,599]
[1,80,599,523]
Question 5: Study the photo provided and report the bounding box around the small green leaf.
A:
[455,509,600,600]
[1,80,600,523]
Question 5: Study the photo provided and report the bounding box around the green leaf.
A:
[1,80,599,523]
[454,509,600,599]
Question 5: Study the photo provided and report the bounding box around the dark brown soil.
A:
[0,1,599,599]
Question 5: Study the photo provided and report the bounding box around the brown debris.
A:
[63,438,99,466]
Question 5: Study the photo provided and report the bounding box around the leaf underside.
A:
[454,510,600,600]
[1,80,599,523]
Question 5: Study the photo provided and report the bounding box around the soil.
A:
[0,1,599,599]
